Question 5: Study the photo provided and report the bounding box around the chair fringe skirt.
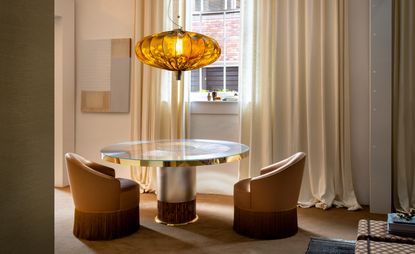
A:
[73,206,140,240]
[233,207,298,239]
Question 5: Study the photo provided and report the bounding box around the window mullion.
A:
[223,11,226,92]
[198,12,202,92]
[199,68,202,92]
[189,0,240,97]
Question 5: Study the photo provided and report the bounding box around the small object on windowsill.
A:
[212,90,217,100]
[214,96,221,101]
[222,96,238,102]
[207,92,212,101]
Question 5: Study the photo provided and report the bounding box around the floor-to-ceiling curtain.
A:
[239,0,361,210]
[131,0,189,192]
[393,0,415,212]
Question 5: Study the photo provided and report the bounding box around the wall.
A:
[55,0,75,187]
[0,0,54,251]
[75,0,134,178]
[349,0,370,205]
[349,0,393,210]
[369,0,392,213]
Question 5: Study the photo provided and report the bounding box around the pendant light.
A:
[135,1,221,80]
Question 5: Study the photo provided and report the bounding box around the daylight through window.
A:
[190,0,240,95]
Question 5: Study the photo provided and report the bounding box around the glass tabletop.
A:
[100,139,250,167]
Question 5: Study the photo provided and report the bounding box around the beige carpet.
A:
[55,187,385,254]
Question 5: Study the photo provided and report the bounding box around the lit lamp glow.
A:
[135,29,221,80]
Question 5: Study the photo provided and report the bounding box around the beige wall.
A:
[190,102,240,195]
[369,0,392,213]
[55,0,75,187]
[75,0,134,179]
[0,0,54,251]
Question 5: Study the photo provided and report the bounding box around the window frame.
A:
[189,0,240,96]
[191,65,239,93]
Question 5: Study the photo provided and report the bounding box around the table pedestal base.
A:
[156,166,197,225]
[156,200,198,226]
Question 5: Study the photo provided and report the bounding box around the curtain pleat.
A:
[130,0,188,193]
[392,0,415,212]
[240,0,361,210]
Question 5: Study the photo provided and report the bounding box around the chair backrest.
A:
[250,152,306,211]
[65,153,120,212]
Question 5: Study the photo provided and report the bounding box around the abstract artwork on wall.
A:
[80,38,131,113]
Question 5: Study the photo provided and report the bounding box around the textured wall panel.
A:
[0,0,54,252]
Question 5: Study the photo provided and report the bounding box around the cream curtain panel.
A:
[131,0,189,192]
[239,0,361,210]
[392,0,415,212]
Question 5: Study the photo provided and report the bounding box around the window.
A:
[190,0,240,95]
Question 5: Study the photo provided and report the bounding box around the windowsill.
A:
[190,100,238,103]
[190,92,239,102]
[190,100,239,115]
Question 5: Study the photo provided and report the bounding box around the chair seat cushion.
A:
[119,178,139,191]
[118,178,139,210]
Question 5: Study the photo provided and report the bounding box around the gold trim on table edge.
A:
[101,150,249,167]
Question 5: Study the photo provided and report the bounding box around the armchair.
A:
[65,153,140,240]
[233,152,306,239]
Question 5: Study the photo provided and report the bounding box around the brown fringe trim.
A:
[233,207,298,239]
[157,199,196,224]
[73,206,139,240]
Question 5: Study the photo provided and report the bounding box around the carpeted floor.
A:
[55,187,385,254]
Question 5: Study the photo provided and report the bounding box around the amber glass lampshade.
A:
[135,29,221,79]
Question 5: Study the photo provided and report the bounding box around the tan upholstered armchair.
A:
[233,152,306,239]
[65,153,140,240]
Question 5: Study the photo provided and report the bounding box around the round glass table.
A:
[101,139,249,226]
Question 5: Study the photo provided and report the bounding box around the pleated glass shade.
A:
[135,29,221,71]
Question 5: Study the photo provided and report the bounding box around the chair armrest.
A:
[68,164,121,211]
[250,154,306,211]
[65,153,121,211]
[234,178,252,209]
[235,178,251,192]
[85,162,116,177]
[260,157,292,175]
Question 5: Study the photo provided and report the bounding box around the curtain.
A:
[393,0,415,212]
[239,0,361,210]
[131,0,189,192]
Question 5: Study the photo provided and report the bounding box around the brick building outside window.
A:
[190,0,240,96]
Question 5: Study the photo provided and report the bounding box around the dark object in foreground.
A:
[306,237,355,254]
